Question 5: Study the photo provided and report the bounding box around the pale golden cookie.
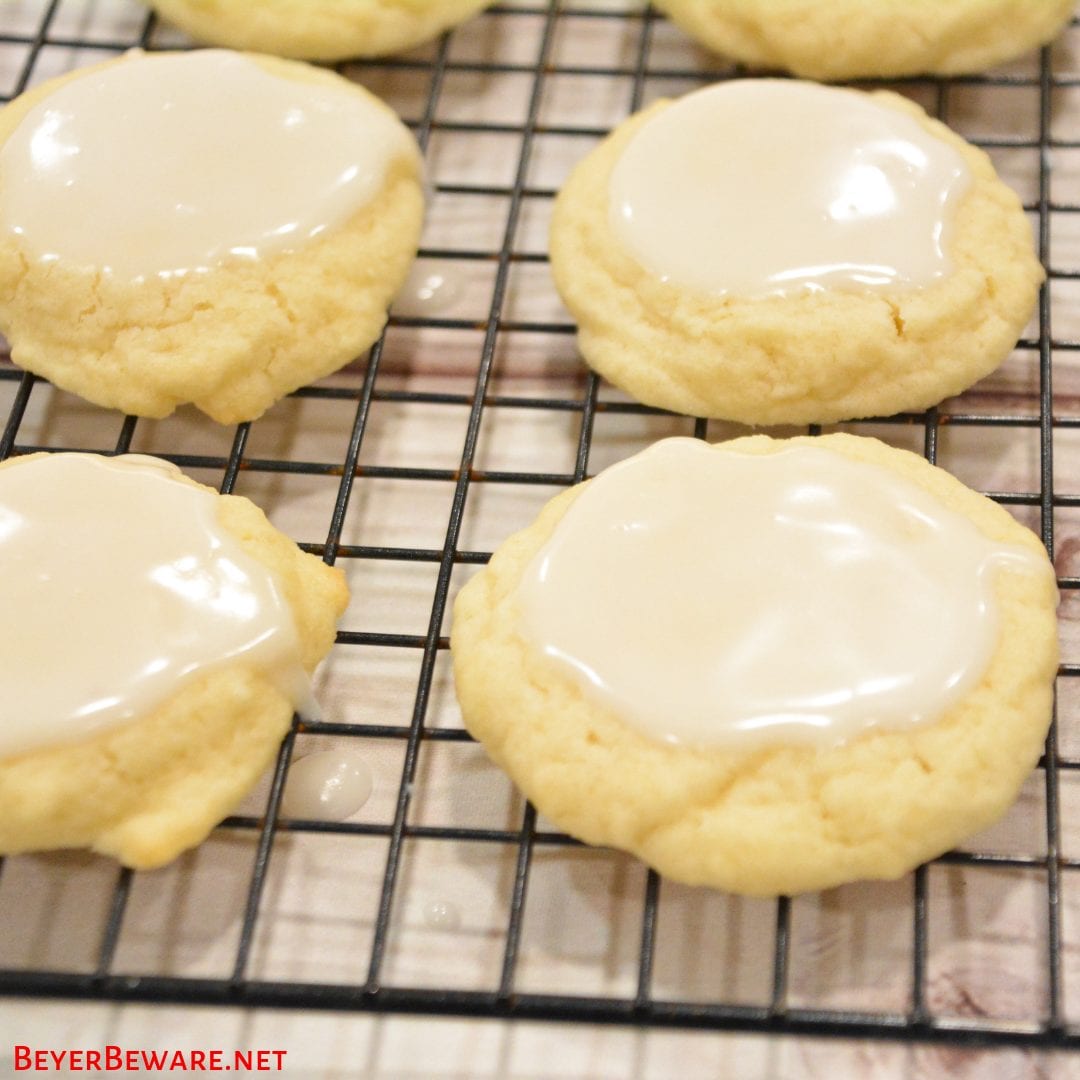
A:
[143,0,493,59]
[451,434,1059,896]
[550,85,1043,427]
[0,52,424,424]
[0,454,349,869]
[653,0,1074,81]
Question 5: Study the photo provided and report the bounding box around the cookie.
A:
[0,453,349,869]
[652,0,1075,81]
[0,49,424,424]
[142,0,493,60]
[549,80,1043,426]
[451,434,1058,896]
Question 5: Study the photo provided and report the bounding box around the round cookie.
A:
[549,81,1043,426]
[0,453,349,869]
[652,0,1075,81]
[451,434,1059,896]
[0,50,424,424]
[142,0,493,60]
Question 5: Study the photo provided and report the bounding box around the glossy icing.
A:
[280,749,374,821]
[608,80,971,298]
[0,453,312,757]
[0,50,418,280]
[516,439,1049,748]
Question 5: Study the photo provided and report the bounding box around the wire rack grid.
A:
[3,0,1080,1064]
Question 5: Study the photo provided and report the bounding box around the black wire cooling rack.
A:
[3,0,1080,1057]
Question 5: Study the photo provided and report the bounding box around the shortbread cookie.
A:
[0,49,424,424]
[143,0,493,60]
[653,0,1075,81]
[549,80,1043,426]
[0,453,349,869]
[452,435,1058,896]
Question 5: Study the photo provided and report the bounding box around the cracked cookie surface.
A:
[549,90,1043,426]
[0,53,423,424]
[142,0,494,60]
[652,0,1075,81]
[450,434,1059,896]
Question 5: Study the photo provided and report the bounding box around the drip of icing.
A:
[0,50,419,280]
[392,261,465,317]
[0,453,313,757]
[422,900,462,931]
[608,80,971,299]
[515,439,1053,749]
[280,749,374,821]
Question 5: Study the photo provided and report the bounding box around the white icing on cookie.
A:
[608,80,971,298]
[516,439,1050,748]
[0,453,313,756]
[0,50,418,280]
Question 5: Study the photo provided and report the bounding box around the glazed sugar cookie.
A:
[549,80,1043,426]
[451,435,1059,896]
[0,453,348,869]
[0,49,424,424]
[652,0,1075,81]
[142,0,493,60]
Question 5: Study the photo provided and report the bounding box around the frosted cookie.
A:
[549,80,1043,426]
[0,453,349,869]
[142,0,493,60]
[451,435,1059,896]
[652,0,1075,81]
[0,49,424,424]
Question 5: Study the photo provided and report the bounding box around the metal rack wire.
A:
[2,0,1080,1055]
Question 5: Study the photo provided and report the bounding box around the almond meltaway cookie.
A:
[549,80,1043,426]
[452,434,1058,896]
[653,0,1075,81]
[0,49,424,423]
[142,0,493,60]
[0,453,348,868]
